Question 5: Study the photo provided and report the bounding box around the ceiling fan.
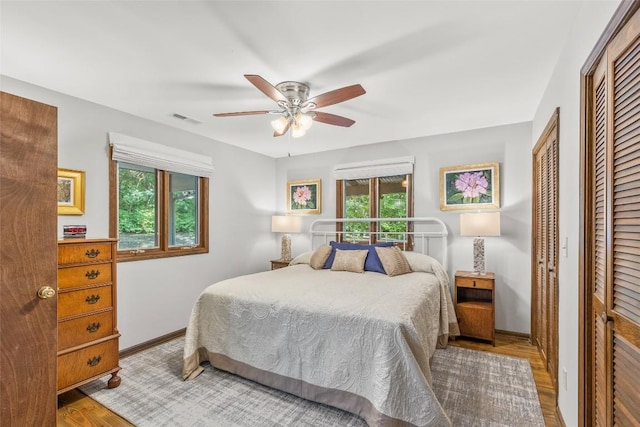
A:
[214,74,366,138]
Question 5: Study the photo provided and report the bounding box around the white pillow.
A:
[402,251,442,273]
[289,251,312,265]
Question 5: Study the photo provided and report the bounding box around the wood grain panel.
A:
[0,92,58,425]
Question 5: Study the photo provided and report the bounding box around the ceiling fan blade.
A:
[213,110,271,117]
[244,74,289,104]
[304,84,365,109]
[313,111,356,127]
[273,121,291,137]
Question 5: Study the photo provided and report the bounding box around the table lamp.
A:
[271,215,302,261]
[460,212,501,275]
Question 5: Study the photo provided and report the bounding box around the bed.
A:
[183,218,459,426]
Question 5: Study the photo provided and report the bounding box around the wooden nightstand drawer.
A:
[456,276,493,290]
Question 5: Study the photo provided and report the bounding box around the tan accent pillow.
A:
[330,249,368,273]
[310,245,332,270]
[375,246,412,276]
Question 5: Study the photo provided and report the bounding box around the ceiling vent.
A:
[172,113,202,125]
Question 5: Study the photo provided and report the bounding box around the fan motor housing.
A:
[275,81,310,105]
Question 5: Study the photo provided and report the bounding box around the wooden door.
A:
[582,5,640,425]
[532,108,559,391]
[0,92,58,425]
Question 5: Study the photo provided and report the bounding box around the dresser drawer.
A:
[58,338,119,390]
[456,276,493,290]
[58,310,114,350]
[58,242,113,265]
[58,285,113,318]
[58,263,112,289]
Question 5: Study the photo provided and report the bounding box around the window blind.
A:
[333,156,414,180]
[109,132,214,177]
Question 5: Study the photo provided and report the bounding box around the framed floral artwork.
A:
[287,179,321,214]
[58,168,86,215]
[439,162,499,211]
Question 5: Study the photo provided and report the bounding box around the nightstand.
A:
[454,270,495,346]
[270,259,290,270]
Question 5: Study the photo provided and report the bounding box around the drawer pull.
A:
[85,249,101,259]
[86,322,102,333]
[85,294,101,304]
[473,280,476,287]
[87,356,102,367]
[85,270,101,280]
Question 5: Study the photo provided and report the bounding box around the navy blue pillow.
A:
[323,241,394,273]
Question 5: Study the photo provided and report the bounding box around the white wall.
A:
[1,76,278,349]
[531,1,620,425]
[277,122,533,334]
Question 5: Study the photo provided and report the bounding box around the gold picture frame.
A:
[439,162,500,211]
[287,179,321,215]
[57,168,85,215]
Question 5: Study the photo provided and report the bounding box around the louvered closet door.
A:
[591,54,609,427]
[546,123,559,391]
[610,26,640,425]
[589,10,640,425]
[532,109,559,390]
[535,147,549,364]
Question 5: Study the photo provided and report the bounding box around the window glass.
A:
[117,162,158,250]
[379,175,408,241]
[169,172,198,247]
[344,179,370,241]
[338,174,412,246]
[110,158,209,261]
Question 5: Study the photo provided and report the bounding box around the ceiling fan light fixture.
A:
[271,116,290,134]
[296,113,313,131]
[291,125,306,138]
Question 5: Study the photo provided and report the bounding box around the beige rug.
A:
[81,337,544,426]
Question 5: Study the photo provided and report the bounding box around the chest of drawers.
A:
[57,238,121,393]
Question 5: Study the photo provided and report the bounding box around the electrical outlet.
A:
[562,367,568,391]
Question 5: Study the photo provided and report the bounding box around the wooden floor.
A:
[57,332,556,426]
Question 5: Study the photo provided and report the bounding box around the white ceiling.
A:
[1,1,590,158]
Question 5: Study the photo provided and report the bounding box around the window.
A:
[336,174,413,246]
[108,133,211,262]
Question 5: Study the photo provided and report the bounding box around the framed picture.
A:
[439,162,500,211]
[287,179,321,214]
[57,168,85,215]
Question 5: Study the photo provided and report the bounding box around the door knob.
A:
[37,286,56,299]
[600,311,613,323]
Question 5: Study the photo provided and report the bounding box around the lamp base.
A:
[281,234,292,261]
[473,237,486,275]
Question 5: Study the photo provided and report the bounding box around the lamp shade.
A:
[271,215,302,233]
[460,212,501,237]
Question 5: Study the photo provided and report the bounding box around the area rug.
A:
[80,337,544,426]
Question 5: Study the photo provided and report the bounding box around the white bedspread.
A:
[183,258,458,426]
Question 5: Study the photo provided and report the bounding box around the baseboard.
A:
[120,328,186,359]
[496,329,531,339]
[555,405,566,427]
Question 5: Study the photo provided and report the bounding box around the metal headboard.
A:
[309,217,449,270]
